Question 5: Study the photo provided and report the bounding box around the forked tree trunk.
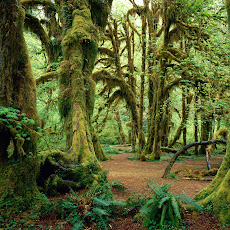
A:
[0,1,39,204]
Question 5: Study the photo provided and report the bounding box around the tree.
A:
[0,0,40,204]
[194,137,230,224]
[194,2,230,224]
[0,0,113,208]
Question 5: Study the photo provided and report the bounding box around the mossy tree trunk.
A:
[122,20,137,151]
[114,111,126,144]
[59,1,110,174]
[194,93,199,154]
[138,11,147,154]
[194,3,230,224]
[194,137,230,225]
[226,0,230,31]
[0,0,40,204]
[144,2,158,155]
[199,112,212,154]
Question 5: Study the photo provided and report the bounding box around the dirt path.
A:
[101,153,223,199]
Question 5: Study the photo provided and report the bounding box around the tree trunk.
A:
[59,1,111,181]
[0,0,39,204]
[226,0,230,31]
[114,111,126,145]
[194,137,230,225]
[182,87,187,148]
[138,15,147,154]
[194,93,199,154]
[199,113,212,154]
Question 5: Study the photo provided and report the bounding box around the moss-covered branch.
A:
[36,71,58,85]
[93,69,139,136]
[163,139,227,178]
[24,13,54,62]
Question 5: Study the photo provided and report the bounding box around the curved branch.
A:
[36,71,58,85]
[126,8,141,38]
[98,47,115,58]
[24,13,53,62]
[162,139,227,178]
[93,69,139,136]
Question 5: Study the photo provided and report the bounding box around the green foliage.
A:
[0,193,49,229]
[0,180,125,229]
[43,180,124,229]
[122,193,147,215]
[136,180,202,229]
[102,145,132,155]
[0,106,37,139]
[83,181,125,229]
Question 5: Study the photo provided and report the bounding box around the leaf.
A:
[93,197,111,207]
[176,194,202,211]
[158,196,170,208]
[92,207,109,216]
[160,204,167,226]
[171,197,181,220]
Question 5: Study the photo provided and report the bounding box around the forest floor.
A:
[3,146,225,229]
[100,145,224,230]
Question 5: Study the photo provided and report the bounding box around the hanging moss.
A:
[89,0,112,28]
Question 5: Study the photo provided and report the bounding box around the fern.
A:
[138,180,202,229]
[176,194,202,211]
[82,180,125,229]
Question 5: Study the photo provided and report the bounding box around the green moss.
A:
[89,0,111,28]
[194,138,230,225]
[0,157,41,211]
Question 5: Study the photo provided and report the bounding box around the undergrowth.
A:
[136,180,202,229]
[0,180,125,230]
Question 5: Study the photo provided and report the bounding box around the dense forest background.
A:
[28,0,230,156]
[0,0,230,229]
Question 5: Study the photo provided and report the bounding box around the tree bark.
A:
[194,137,230,225]
[138,15,147,154]
[0,0,39,204]
[114,111,126,145]
[59,2,103,176]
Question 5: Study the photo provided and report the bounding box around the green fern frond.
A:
[93,197,111,207]
[145,197,158,207]
[97,216,109,230]
[158,196,170,208]
[176,194,202,211]
[71,221,83,230]
[161,181,175,192]
[171,196,181,220]
[93,207,110,216]
[160,205,168,226]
